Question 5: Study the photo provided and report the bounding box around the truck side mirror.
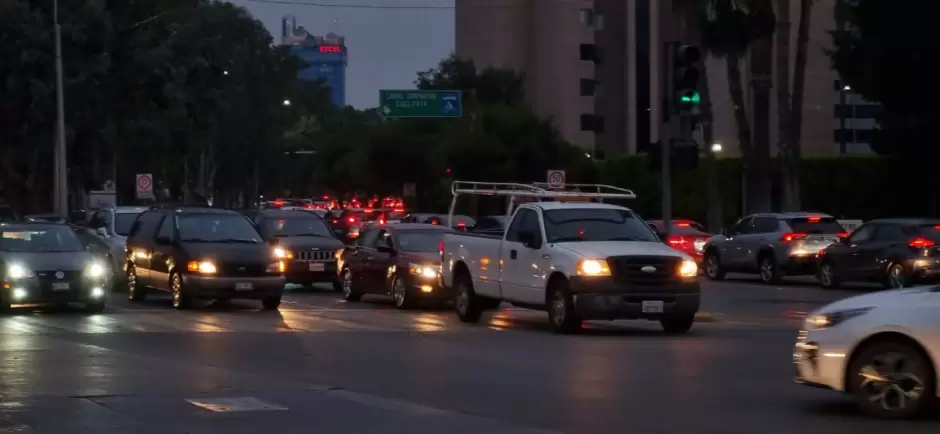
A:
[518,231,542,249]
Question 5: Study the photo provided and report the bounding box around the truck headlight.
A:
[577,259,611,276]
[85,261,107,278]
[678,260,698,277]
[805,307,873,330]
[186,260,217,274]
[409,263,438,278]
[273,247,292,259]
[6,263,32,280]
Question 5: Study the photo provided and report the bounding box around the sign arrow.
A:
[382,106,391,116]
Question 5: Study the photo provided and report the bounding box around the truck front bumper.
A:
[568,276,700,320]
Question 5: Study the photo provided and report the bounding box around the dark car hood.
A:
[400,251,440,264]
[0,251,95,271]
[180,243,272,263]
[272,236,344,251]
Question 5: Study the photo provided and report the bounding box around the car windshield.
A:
[785,217,844,234]
[177,214,262,243]
[266,217,332,237]
[543,208,659,243]
[397,230,447,252]
[0,227,86,253]
[114,212,142,236]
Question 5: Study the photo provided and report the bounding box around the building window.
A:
[579,44,601,63]
[580,114,605,133]
[580,9,605,30]
[580,79,599,97]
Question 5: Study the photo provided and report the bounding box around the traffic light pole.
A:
[661,41,677,236]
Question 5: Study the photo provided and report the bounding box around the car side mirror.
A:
[518,231,542,249]
[155,235,173,245]
[95,227,109,238]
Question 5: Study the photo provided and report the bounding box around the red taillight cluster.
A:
[909,237,935,248]
[347,217,356,223]
[780,232,808,242]
[439,241,445,260]
[378,218,386,225]
[456,222,466,227]
[836,232,850,238]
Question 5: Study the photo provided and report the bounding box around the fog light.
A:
[12,288,27,300]
[91,287,104,298]
[420,285,433,293]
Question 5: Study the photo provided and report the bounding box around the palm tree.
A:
[779,0,814,211]
[674,0,776,216]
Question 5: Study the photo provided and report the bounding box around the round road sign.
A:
[137,174,152,190]
[547,170,566,189]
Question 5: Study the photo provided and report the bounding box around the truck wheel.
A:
[660,313,695,334]
[547,279,582,334]
[454,273,484,323]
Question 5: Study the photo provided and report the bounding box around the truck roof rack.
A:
[450,181,636,200]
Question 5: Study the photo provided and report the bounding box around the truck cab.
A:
[440,181,701,334]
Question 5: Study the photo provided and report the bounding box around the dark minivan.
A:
[123,205,285,310]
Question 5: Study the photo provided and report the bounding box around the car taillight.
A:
[836,232,850,238]
[378,218,386,225]
[667,236,688,246]
[909,237,935,248]
[780,233,808,242]
[347,217,356,223]
[456,222,466,227]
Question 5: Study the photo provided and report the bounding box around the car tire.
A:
[818,261,841,289]
[547,279,582,334]
[703,250,726,281]
[391,276,412,310]
[261,296,282,310]
[454,273,484,323]
[127,265,146,302]
[848,340,935,419]
[660,313,695,334]
[340,268,361,302]
[885,263,908,289]
[758,255,783,284]
[85,300,106,314]
[170,272,193,310]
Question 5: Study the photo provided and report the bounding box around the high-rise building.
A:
[281,15,348,107]
[455,0,874,156]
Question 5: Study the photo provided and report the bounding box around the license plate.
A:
[235,283,253,291]
[309,263,325,272]
[52,282,70,291]
[642,300,664,313]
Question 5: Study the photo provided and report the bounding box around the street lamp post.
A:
[53,0,68,217]
[839,85,851,155]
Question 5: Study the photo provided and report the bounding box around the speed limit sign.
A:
[546,170,566,189]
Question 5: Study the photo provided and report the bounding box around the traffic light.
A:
[672,44,702,115]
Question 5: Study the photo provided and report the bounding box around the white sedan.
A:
[794,287,940,418]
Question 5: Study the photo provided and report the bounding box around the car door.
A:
[836,223,877,279]
[737,216,781,269]
[125,211,162,285]
[367,228,395,293]
[721,216,756,268]
[498,208,547,304]
[859,223,905,278]
[347,228,378,291]
[149,215,177,290]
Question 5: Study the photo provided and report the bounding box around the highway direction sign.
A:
[379,90,462,118]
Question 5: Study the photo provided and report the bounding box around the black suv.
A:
[123,205,286,310]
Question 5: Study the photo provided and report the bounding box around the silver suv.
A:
[702,212,847,284]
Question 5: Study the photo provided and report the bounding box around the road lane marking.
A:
[186,397,287,412]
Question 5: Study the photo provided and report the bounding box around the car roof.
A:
[388,223,453,231]
[150,206,238,216]
[258,210,323,218]
[867,218,940,225]
[749,212,834,218]
[529,202,630,211]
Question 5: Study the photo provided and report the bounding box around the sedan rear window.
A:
[907,224,940,242]
[784,217,844,234]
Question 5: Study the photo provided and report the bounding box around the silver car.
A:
[86,207,148,275]
[702,212,847,284]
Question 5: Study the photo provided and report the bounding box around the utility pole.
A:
[53,0,68,217]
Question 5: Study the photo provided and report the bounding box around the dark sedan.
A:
[337,223,452,309]
[247,210,345,291]
[0,222,109,312]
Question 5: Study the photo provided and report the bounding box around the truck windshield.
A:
[542,209,659,243]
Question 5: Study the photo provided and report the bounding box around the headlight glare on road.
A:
[186,260,217,274]
[6,263,32,280]
[85,261,107,278]
[805,307,873,330]
[409,263,438,278]
[577,259,611,276]
[678,260,698,277]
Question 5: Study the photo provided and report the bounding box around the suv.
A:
[702,212,847,284]
[87,206,149,275]
[123,205,286,309]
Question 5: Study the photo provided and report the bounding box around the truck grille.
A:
[607,256,680,285]
[217,263,267,277]
[294,250,335,262]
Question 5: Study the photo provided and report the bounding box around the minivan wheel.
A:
[127,265,146,302]
[171,272,192,310]
[341,268,361,302]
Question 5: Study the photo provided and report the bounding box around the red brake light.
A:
[347,217,356,223]
[808,216,821,223]
[934,225,940,230]
[430,219,439,225]
[457,222,466,227]
[676,222,690,227]
[305,204,313,209]
[780,233,808,242]
[667,236,687,246]
[378,218,386,225]
[836,232,850,238]
[909,237,935,248]
[332,219,338,224]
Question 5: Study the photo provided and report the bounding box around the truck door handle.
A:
[510,250,517,260]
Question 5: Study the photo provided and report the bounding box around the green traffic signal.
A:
[680,91,701,105]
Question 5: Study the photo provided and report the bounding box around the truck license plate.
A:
[309,263,325,272]
[642,300,664,313]
[235,283,253,291]
[52,282,70,291]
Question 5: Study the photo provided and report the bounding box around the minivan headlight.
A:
[6,263,32,279]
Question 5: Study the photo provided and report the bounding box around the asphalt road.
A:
[0,274,936,434]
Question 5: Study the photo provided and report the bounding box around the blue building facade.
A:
[281,16,347,107]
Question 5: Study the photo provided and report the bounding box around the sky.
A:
[228,0,455,108]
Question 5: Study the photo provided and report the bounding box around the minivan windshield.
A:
[0,227,86,253]
[543,209,659,243]
[266,217,333,237]
[178,214,262,243]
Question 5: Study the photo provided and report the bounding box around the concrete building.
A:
[282,15,348,107]
[455,0,876,157]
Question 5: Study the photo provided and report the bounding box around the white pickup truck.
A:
[440,181,701,334]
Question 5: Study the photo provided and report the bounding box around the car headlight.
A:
[186,260,217,274]
[409,263,438,278]
[805,307,874,330]
[678,260,698,277]
[577,259,611,276]
[6,263,32,280]
[85,261,107,278]
[273,247,292,259]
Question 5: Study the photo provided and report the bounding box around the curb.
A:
[694,312,720,323]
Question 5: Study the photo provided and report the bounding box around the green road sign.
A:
[379,90,462,118]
